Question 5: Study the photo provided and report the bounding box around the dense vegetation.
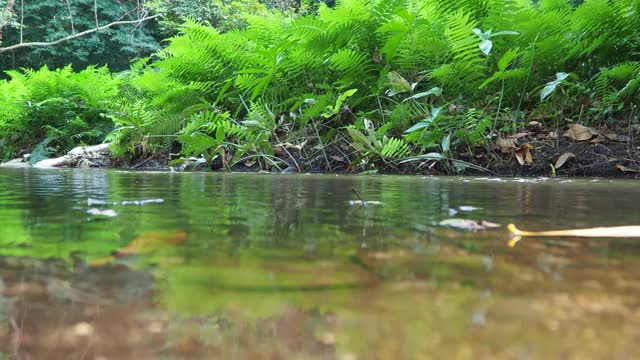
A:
[1,0,639,172]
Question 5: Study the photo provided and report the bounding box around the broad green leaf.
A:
[491,31,519,37]
[386,71,411,96]
[405,121,432,133]
[404,87,442,101]
[441,133,451,153]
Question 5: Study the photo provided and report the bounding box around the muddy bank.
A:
[2,130,640,178]
[118,137,640,178]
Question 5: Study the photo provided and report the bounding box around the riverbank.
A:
[3,125,639,178]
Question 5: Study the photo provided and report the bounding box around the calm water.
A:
[0,168,639,359]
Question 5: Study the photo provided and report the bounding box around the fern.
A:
[381,137,410,159]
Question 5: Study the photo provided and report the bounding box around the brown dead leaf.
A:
[616,164,640,173]
[524,144,533,165]
[554,152,575,169]
[330,155,345,163]
[590,135,606,143]
[563,124,599,141]
[515,143,533,166]
[495,137,518,153]
[510,132,533,139]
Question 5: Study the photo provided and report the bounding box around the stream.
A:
[0,168,639,359]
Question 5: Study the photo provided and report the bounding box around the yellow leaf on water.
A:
[554,152,575,169]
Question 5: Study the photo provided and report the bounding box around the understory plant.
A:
[0,66,118,160]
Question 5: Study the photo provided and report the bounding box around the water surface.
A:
[0,169,639,359]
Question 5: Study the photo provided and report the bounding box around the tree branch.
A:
[0,14,159,53]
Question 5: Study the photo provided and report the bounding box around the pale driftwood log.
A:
[0,14,159,53]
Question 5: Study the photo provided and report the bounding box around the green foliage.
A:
[0,66,118,160]
[347,119,410,162]
[4,0,639,173]
[0,0,160,71]
[147,0,270,35]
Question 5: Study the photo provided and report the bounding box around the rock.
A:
[34,143,112,169]
[33,156,72,168]
[68,143,111,157]
[0,158,30,168]
[282,166,298,174]
[170,157,208,171]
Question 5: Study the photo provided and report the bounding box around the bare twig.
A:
[18,0,22,42]
[94,0,99,28]
[64,0,75,34]
[0,14,159,53]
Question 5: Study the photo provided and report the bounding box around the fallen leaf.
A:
[528,121,541,128]
[554,152,575,169]
[549,131,559,139]
[563,124,598,141]
[112,230,188,257]
[330,155,346,162]
[459,206,482,211]
[438,219,501,231]
[590,135,606,143]
[616,164,640,173]
[87,208,118,217]
[515,143,533,166]
[510,132,533,139]
[348,200,383,206]
[275,140,308,150]
[495,137,518,153]
[524,144,533,165]
[72,322,94,336]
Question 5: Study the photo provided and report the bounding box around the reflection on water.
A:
[0,169,639,359]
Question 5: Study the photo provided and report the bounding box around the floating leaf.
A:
[348,200,383,206]
[87,208,118,217]
[459,206,482,211]
[554,152,575,169]
[439,219,500,231]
